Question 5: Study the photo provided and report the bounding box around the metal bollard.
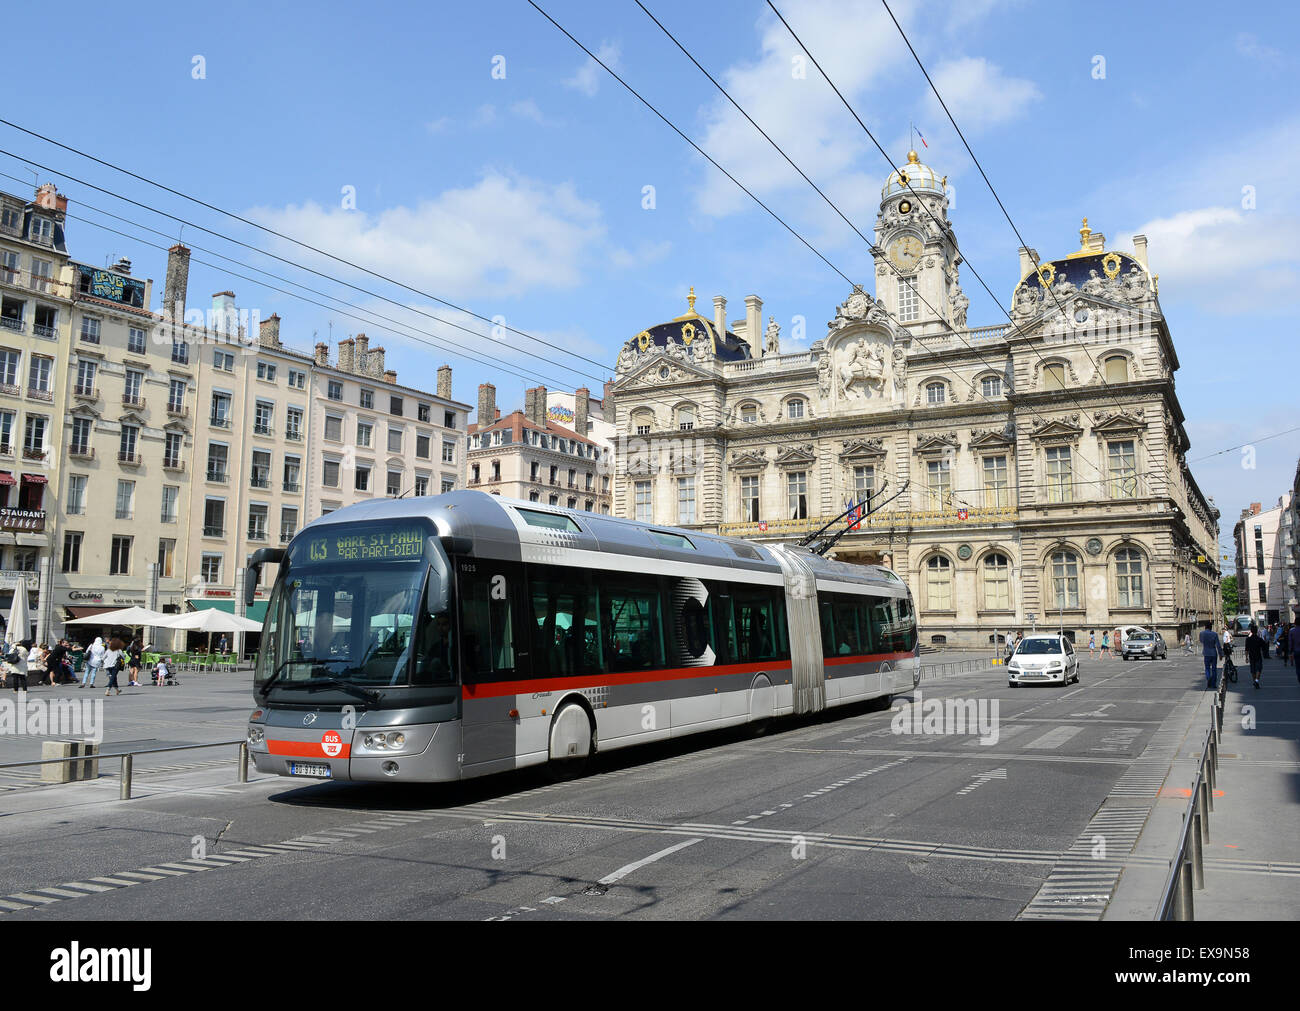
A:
[238,741,248,783]
[1179,856,1195,920]
[120,753,133,801]
[1198,778,1211,835]
[1206,748,1216,798]
[1190,812,1205,889]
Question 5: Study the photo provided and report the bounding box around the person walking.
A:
[1199,620,1223,690]
[81,636,105,688]
[45,639,69,685]
[126,638,143,687]
[1290,623,1300,681]
[1246,623,1265,689]
[1088,630,1096,658]
[1100,630,1110,659]
[102,637,125,697]
[218,633,229,657]
[3,638,27,691]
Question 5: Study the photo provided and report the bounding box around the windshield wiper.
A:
[261,657,342,693]
[277,675,380,706]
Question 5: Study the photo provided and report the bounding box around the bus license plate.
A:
[289,762,332,778]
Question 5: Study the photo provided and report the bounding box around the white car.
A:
[1007,633,1079,687]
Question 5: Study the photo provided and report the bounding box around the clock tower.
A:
[874,150,966,335]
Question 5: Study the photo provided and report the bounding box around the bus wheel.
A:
[547,703,595,780]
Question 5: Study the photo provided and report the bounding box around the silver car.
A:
[1122,631,1166,660]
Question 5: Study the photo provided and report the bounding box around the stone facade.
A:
[608,154,1220,647]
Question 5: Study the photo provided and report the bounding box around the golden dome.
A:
[883,149,945,199]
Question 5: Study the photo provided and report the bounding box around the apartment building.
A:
[0,183,74,641]
[467,383,611,513]
[305,334,470,520]
[1233,495,1294,626]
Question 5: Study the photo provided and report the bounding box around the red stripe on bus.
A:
[462,659,793,700]
[267,739,352,759]
[460,652,912,700]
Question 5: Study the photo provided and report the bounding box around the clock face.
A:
[890,235,922,270]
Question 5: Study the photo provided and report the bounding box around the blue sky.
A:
[7,0,1298,560]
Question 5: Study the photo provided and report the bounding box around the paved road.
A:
[1,652,1286,920]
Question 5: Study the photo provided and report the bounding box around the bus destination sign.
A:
[303,526,426,565]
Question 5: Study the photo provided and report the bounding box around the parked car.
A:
[1007,633,1079,686]
[1122,631,1167,660]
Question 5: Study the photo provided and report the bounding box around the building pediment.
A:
[119,408,148,426]
[970,425,1015,449]
[838,437,888,462]
[1028,413,1084,441]
[774,443,816,468]
[915,431,959,454]
[729,449,769,472]
[69,403,102,421]
[1092,408,1146,434]
[614,352,716,391]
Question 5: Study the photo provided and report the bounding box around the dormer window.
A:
[28,216,52,245]
[678,405,695,431]
[786,398,805,420]
[1103,355,1128,383]
[740,403,758,424]
[926,381,946,405]
[981,375,1002,398]
[1043,364,1066,389]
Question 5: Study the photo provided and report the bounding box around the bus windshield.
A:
[255,519,453,699]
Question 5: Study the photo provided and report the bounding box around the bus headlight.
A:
[247,726,264,745]
[389,732,405,748]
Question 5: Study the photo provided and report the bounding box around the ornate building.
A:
[608,152,1220,647]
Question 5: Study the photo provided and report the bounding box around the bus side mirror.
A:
[245,547,286,607]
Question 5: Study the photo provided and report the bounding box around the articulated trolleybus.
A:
[245,490,918,783]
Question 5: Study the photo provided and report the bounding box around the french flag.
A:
[916,128,929,149]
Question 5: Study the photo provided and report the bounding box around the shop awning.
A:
[0,473,14,486]
[186,598,268,623]
[65,605,121,620]
[20,473,47,484]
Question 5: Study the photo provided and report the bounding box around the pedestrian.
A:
[1246,622,1265,689]
[1183,631,1193,654]
[218,633,229,656]
[1263,624,1272,659]
[1088,630,1096,658]
[154,655,170,687]
[1199,620,1223,690]
[102,637,125,696]
[45,639,69,685]
[27,642,48,686]
[1290,623,1300,681]
[1279,624,1291,665]
[127,638,143,687]
[1100,630,1110,658]
[3,638,29,692]
[81,636,105,688]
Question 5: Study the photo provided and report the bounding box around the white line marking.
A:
[1023,726,1084,750]
[597,837,704,885]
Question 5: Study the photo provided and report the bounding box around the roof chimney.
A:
[163,243,191,323]
[477,383,496,428]
[315,342,330,367]
[745,295,763,360]
[713,295,726,342]
[437,365,452,400]
[574,387,590,437]
[258,312,282,348]
[527,386,549,427]
[353,334,369,373]
[112,256,132,275]
[384,369,397,384]
[1018,246,1039,280]
[338,337,354,373]
[211,291,237,335]
[1132,234,1149,268]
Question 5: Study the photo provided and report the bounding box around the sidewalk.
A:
[1195,655,1300,919]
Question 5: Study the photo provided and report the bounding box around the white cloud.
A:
[1114,206,1300,314]
[565,41,620,97]
[425,116,452,134]
[924,57,1040,131]
[248,171,606,300]
[1236,32,1284,69]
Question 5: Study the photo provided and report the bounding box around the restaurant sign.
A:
[0,508,45,532]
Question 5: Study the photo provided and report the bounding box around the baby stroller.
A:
[154,657,181,688]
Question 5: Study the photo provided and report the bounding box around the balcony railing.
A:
[162,458,185,472]
[282,481,300,493]
[115,510,133,521]
[284,430,303,442]
[121,394,145,408]
[203,526,224,537]
[247,528,268,542]
[0,383,19,398]
[68,445,94,460]
[0,443,12,457]
[117,450,139,465]
[73,385,98,399]
[32,322,57,340]
[166,403,188,417]
[0,316,24,334]
[21,447,46,461]
[280,530,296,543]
[26,387,52,403]
[209,415,231,429]
[250,474,270,489]
[206,468,228,483]
[253,425,274,437]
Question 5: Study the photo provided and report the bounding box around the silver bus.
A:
[245,491,918,783]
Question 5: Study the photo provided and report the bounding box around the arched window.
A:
[981,374,1002,398]
[785,397,805,420]
[677,404,696,431]
[1104,355,1128,383]
[1043,364,1066,389]
[926,555,953,610]
[1115,548,1144,607]
[740,402,758,424]
[983,553,1010,609]
[631,409,653,436]
[926,381,946,405]
[1050,551,1080,609]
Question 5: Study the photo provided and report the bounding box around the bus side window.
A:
[830,594,862,656]
[454,567,516,683]
[819,600,836,659]
[602,576,664,672]
[708,583,737,665]
[528,567,600,678]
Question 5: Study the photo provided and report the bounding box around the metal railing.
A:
[1156,674,1226,920]
[0,739,249,801]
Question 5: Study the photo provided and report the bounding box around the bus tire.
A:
[547,701,595,780]
[748,675,775,736]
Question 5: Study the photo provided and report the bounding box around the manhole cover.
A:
[581,883,608,896]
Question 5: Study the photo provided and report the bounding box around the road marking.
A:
[598,837,704,885]
[956,768,1007,796]
[1023,726,1084,750]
